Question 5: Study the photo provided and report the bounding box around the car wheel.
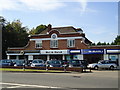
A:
[109,66,114,70]
[94,66,99,70]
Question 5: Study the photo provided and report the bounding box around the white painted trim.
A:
[7,54,21,55]
[24,53,40,55]
[70,50,81,53]
[30,36,84,41]
[107,50,120,53]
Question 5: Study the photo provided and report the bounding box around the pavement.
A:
[0,70,119,89]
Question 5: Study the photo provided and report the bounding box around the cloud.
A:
[0,0,19,11]
[74,0,98,15]
[74,0,87,14]
[19,0,65,11]
[0,0,65,12]
[79,0,87,13]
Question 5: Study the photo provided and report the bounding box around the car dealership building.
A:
[6,24,120,67]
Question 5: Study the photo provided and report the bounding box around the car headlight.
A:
[31,64,35,67]
[50,65,53,67]
[87,64,93,68]
[69,65,73,67]
[14,64,17,66]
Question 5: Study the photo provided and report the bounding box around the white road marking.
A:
[0,82,61,88]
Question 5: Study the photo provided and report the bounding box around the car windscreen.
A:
[38,60,44,63]
[50,60,61,64]
[70,60,80,65]
[13,60,24,64]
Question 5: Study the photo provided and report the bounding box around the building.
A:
[6,24,120,67]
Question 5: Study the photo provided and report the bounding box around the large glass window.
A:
[50,40,58,48]
[36,40,42,48]
[67,39,75,47]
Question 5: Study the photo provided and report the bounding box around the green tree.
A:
[97,42,101,45]
[91,43,96,46]
[2,18,29,59]
[101,42,107,45]
[112,35,120,45]
[29,24,47,35]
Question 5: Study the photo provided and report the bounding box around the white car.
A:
[87,60,117,70]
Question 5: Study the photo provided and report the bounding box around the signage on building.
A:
[69,49,81,54]
[40,50,69,55]
[106,49,120,54]
[83,49,104,54]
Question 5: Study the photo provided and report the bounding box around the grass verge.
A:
[0,68,71,73]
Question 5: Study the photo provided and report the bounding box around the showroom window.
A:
[67,39,75,47]
[35,40,42,48]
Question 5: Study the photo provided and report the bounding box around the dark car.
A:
[46,60,62,67]
[68,60,88,68]
[12,59,26,66]
[80,60,89,68]
[0,59,14,66]
[61,60,69,67]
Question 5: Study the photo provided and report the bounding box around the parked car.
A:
[61,60,69,67]
[31,59,46,67]
[12,59,26,66]
[87,60,117,70]
[68,60,86,67]
[0,59,14,66]
[46,60,62,67]
[27,60,33,66]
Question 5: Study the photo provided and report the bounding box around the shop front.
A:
[82,49,104,63]
[40,50,69,60]
[69,49,83,60]
[106,49,120,66]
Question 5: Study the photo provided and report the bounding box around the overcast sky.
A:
[1,0,119,43]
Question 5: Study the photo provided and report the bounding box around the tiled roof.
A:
[40,26,82,34]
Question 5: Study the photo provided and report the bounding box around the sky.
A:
[0,0,119,43]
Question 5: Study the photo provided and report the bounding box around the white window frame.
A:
[35,40,42,48]
[67,39,75,47]
[50,40,58,48]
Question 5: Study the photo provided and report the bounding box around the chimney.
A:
[48,24,52,32]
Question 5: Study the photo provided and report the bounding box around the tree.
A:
[0,16,7,26]
[97,42,101,45]
[91,43,96,45]
[2,18,29,59]
[112,35,120,45]
[29,24,47,35]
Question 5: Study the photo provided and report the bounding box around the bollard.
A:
[46,64,49,71]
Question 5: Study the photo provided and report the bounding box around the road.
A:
[1,70,119,89]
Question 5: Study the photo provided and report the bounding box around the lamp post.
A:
[0,23,2,60]
[20,50,25,71]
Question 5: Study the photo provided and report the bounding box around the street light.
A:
[20,50,25,71]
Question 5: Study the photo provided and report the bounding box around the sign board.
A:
[106,49,120,54]
[40,50,68,55]
[69,49,81,54]
[83,49,104,54]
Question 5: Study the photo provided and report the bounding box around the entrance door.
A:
[84,54,103,64]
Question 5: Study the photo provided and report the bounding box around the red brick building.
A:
[6,24,120,67]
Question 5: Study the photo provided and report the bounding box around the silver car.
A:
[31,59,45,67]
[87,60,117,70]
